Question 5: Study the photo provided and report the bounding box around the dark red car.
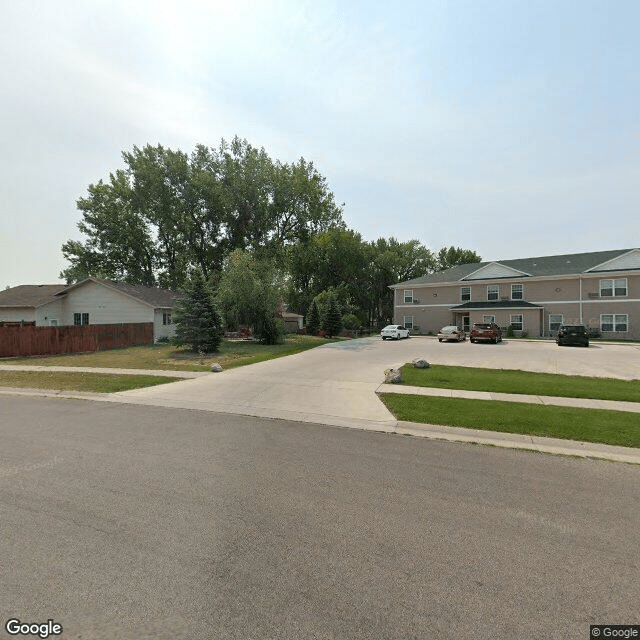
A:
[470,322,503,344]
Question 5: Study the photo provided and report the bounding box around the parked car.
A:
[381,325,410,340]
[556,324,589,347]
[470,322,502,344]
[437,325,466,342]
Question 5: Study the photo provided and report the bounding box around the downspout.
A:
[579,275,583,324]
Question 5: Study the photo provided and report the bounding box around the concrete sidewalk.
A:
[0,364,208,378]
[378,384,640,413]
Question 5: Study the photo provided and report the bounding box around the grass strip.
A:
[0,371,181,393]
[398,364,640,403]
[6,336,336,372]
[380,394,640,448]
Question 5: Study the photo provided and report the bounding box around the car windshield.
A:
[441,326,458,332]
[563,326,585,332]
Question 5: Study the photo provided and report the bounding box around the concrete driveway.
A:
[114,337,640,429]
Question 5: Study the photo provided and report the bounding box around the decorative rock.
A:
[211,363,223,372]
[412,358,430,369]
[384,368,403,384]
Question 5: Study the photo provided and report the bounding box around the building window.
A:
[600,278,627,297]
[403,315,413,329]
[601,314,628,332]
[163,312,172,325]
[549,314,563,333]
[511,284,523,300]
[483,315,495,323]
[487,285,499,301]
[73,313,89,326]
[460,286,471,301]
[510,314,523,331]
[403,290,413,304]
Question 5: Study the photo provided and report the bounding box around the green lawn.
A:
[398,364,640,403]
[6,335,336,372]
[380,394,640,448]
[0,371,181,393]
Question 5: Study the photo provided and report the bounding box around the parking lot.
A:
[408,336,640,380]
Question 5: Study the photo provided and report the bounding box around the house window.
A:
[487,285,499,301]
[403,315,413,329]
[483,315,495,323]
[73,313,89,326]
[510,314,523,331]
[460,286,471,301]
[403,290,413,304]
[549,314,563,333]
[163,312,172,325]
[600,279,627,297]
[511,284,523,300]
[601,314,628,332]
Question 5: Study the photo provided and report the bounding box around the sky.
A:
[1,0,638,287]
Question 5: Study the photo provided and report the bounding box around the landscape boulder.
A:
[384,368,403,384]
[412,358,430,369]
[211,363,223,372]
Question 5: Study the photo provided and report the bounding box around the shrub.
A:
[342,313,361,330]
[506,325,515,338]
[258,317,287,345]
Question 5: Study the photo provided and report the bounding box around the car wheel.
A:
[585,341,589,347]
[438,338,442,342]
[382,337,387,340]
[557,340,562,346]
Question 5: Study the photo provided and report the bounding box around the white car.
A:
[381,324,410,340]
[437,325,466,342]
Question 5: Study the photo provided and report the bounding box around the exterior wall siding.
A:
[154,309,176,341]
[0,308,36,323]
[60,281,153,326]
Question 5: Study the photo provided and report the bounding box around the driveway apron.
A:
[108,337,640,429]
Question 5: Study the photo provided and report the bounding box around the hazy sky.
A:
[1,0,638,287]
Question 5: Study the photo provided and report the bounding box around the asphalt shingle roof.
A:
[397,248,637,286]
[0,284,67,307]
[0,279,181,308]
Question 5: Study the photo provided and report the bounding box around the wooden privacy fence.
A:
[0,323,154,358]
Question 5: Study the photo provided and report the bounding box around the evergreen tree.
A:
[306,300,321,336]
[173,268,222,353]
[322,294,343,338]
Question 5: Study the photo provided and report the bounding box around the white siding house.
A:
[0,278,181,341]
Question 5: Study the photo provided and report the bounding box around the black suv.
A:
[556,324,589,347]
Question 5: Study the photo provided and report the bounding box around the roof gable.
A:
[586,248,640,272]
[462,262,530,281]
[56,278,181,308]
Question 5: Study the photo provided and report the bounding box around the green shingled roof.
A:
[396,248,637,286]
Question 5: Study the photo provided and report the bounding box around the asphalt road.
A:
[1,396,639,640]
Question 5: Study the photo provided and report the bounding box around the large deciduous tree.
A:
[61,137,343,287]
[436,246,482,271]
[214,250,286,344]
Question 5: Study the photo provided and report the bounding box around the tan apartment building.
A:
[391,248,640,340]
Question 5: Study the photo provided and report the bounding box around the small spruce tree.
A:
[173,268,223,353]
[306,300,321,336]
[322,294,343,338]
